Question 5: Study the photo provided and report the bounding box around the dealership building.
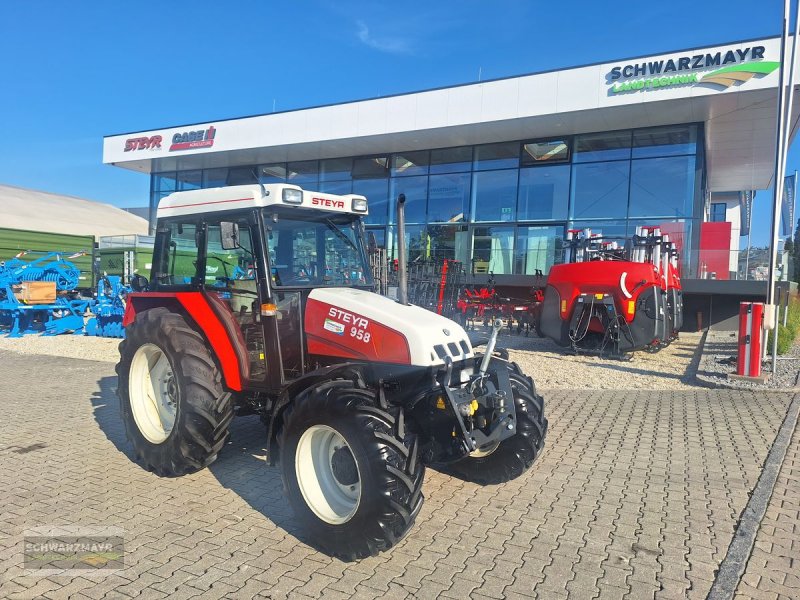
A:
[103,36,797,327]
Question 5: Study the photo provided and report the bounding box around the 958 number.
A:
[350,327,371,343]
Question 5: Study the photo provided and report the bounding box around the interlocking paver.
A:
[0,349,794,600]
[734,409,800,600]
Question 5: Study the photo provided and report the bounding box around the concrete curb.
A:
[706,392,800,600]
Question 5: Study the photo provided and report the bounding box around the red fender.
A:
[123,292,246,391]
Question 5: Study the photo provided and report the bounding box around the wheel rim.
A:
[128,343,177,444]
[295,424,361,525]
[470,441,500,458]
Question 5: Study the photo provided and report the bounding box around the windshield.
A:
[264,210,372,287]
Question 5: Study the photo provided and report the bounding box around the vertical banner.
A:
[781,173,796,236]
[739,190,754,237]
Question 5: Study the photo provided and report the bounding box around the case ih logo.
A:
[169,125,216,152]
[311,197,345,209]
[123,135,162,152]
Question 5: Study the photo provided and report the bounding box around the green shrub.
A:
[768,323,795,355]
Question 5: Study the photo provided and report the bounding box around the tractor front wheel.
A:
[279,380,424,561]
[116,307,233,476]
[446,370,546,485]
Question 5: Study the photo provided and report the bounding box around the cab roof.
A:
[156,184,368,219]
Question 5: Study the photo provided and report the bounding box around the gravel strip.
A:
[0,334,120,363]
[696,330,800,389]
[498,330,704,390]
[0,329,706,390]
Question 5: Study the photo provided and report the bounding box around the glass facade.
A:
[151,124,704,277]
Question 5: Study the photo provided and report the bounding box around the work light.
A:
[282,188,303,204]
[352,198,368,212]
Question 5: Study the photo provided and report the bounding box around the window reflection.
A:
[353,178,388,225]
[629,156,695,218]
[428,173,470,223]
[392,151,429,177]
[390,176,428,224]
[430,146,473,174]
[632,125,697,158]
[473,142,519,171]
[574,131,632,163]
[472,170,517,222]
[472,226,514,275]
[426,225,470,263]
[570,162,630,219]
[521,140,569,164]
[515,226,564,275]
[518,165,569,220]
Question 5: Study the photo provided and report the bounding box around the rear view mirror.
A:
[129,274,149,291]
[220,221,240,250]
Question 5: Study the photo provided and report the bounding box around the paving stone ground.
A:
[0,349,793,600]
[734,417,800,600]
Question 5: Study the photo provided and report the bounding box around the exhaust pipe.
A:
[396,193,408,305]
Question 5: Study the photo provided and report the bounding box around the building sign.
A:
[123,135,162,152]
[739,190,754,237]
[782,173,796,237]
[608,45,779,94]
[169,125,217,152]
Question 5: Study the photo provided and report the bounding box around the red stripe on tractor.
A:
[124,292,243,391]
[165,197,253,210]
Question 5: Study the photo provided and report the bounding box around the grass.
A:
[768,295,800,355]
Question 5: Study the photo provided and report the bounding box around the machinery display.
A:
[115,184,548,560]
[538,227,683,357]
[0,251,92,337]
[85,275,131,338]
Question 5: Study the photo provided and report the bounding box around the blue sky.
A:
[0,1,795,246]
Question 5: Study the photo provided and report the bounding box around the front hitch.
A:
[439,320,517,455]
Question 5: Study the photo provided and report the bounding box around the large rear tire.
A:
[116,307,233,476]
[446,368,546,485]
[279,380,424,561]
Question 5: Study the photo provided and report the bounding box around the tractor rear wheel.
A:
[116,307,233,476]
[279,380,424,561]
[447,370,546,485]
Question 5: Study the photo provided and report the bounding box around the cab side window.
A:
[157,221,201,286]
[205,223,256,285]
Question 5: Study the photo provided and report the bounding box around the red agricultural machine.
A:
[538,227,683,357]
[458,272,545,336]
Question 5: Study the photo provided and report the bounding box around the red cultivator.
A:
[538,227,683,358]
[458,272,545,336]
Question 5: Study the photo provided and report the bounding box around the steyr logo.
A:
[311,197,345,209]
[124,135,162,152]
[169,125,216,152]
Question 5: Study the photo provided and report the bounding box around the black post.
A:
[396,194,408,305]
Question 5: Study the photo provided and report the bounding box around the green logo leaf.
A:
[700,61,781,88]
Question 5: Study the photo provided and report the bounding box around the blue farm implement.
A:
[0,251,92,337]
[85,276,131,338]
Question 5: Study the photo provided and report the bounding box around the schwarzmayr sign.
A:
[608,45,779,93]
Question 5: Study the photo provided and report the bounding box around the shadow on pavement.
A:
[90,375,333,557]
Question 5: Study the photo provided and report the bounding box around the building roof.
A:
[103,35,799,194]
[0,184,149,239]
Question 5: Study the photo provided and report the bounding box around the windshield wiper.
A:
[324,219,359,252]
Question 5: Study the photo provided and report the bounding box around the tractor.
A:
[116,183,547,560]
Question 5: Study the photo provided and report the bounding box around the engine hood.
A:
[304,288,474,367]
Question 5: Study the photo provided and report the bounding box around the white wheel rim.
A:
[295,425,361,525]
[470,441,500,458]
[128,343,177,444]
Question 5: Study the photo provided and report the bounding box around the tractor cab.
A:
[138,184,373,389]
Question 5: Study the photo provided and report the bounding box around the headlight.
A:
[352,198,368,212]
[282,188,303,204]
